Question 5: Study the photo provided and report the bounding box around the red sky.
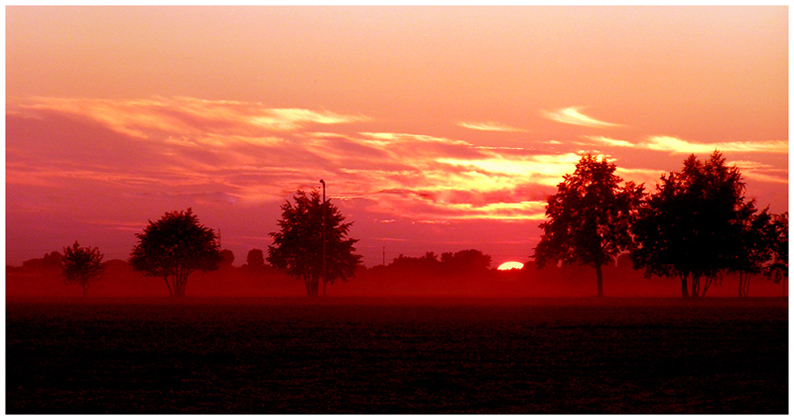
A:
[5,6,788,268]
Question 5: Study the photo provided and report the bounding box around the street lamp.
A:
[320,179,327,297]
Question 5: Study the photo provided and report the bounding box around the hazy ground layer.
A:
[6,297,788,414]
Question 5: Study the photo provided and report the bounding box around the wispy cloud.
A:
[7,97,573,224]
[728,160,789,185]
[457,121,528,132]
[642,135,788,155]
[15,96,370,139]
[583,135,635,148]
[581,134,788,156]
[541,106,623,128]
[9,95,784,235]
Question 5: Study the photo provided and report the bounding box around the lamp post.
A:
[320,179,327,297]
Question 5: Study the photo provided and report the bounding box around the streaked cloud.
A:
[728,160,789,185]
[15,96,370,139]
[581,134,788,157]
[7,97,570,226]
[541,106,623,128]
[7,94,786,247]
[457,121,528,132]
[642,135,788,155]
[583,135,635,148]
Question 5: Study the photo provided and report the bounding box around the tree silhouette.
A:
[632,151,748,298]
[220,249,235,268]
[130,208,222,297]
[731,205,774,297]
[440,249,492,274]
[246,248,266,269]
[534,154,643,297]
[61,241,104,297]
[764,212,788,296]
[267,189,362,297]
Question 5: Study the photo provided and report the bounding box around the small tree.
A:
[267,189,362,297]
[220,249,235,268]
[61,241,105,297]
[534,154,643,297]
[130,208,222,297]
[246,248,266,269]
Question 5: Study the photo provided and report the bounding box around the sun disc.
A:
[497,261,524,271]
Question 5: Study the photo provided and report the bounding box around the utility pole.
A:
[320,179,327,297]
[383,246,386,266]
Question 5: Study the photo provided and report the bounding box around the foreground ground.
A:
[5,297,788,413]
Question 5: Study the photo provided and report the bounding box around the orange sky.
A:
[5,6,788,267]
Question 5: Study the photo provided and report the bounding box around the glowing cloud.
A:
[457,121,528,132]
[583,135,635,148]
[643,136,788,155]
[15,96,370,139]
[581,134,788,157]
[541,107,622,128]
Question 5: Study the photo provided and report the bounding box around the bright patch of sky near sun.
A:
[5,6,788,267]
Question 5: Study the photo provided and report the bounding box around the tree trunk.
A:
[595,264,604,297]
[307,274,319,297]
[163,274,174,297]
[738,273,744,297]
[172,270,187,297]
[701,276,712,298]
[680,274,690,298]
[691,276,700,298]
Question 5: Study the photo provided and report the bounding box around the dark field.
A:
[6,297,788,414]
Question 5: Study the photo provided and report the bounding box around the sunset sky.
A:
[6,6,788,268]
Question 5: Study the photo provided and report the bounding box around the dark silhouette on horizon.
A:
[130,208,223,297]
[60,241,105,297]
[267,188,362,297]
[4,151,788,300]
[534,154,644,297]
[631,151,788,298]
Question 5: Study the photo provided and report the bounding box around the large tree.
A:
[267,189,362,297]
[534,154,643,297]
[61,241,105,297]
[130,208,222,297]
[631,151,748,298]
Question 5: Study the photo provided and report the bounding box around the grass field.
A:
[5,297,788,414]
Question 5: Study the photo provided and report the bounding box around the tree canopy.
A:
[764,212,788,295]
[267,189,362,297]
[61,241,105,297]
[130,208,222,297]
[631,151,750,298]
[246,248,266,269]
[534,154,643,297]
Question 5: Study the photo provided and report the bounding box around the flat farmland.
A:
[6,297,788,414]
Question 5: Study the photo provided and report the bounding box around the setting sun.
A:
[497,261,525,271]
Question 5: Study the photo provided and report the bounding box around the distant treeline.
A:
[7,247,785,298]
